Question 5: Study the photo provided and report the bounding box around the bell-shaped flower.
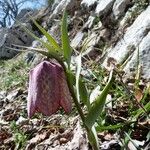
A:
[27,60,72,117]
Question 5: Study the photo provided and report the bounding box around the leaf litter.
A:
[0,54,150,150]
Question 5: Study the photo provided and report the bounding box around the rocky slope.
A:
[1,0,150,80]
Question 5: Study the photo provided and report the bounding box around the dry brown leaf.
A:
[68,121,88,150]
[29,131,49,144]
[134,88,143,102]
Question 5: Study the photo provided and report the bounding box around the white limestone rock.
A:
[124,32,150,79]
[82,31,100,56]
[0,91,6,100]
[96,0,115,15]
[113,0,131,19]
[71,31,84,49]
[119,5,137,27]
[102,6,150,79]
[51,0,62,11]
[83,15,95,29]
[81,0,97,8]
[49,0,71,19]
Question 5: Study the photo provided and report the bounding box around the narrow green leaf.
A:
[79,80,90,110]
[6,45,62,61]
[75,54,90,109]
[132,101,150,119]
[124,132,139,148]
[76,54,82,102]
[61,10,72,66]
[85,70,114,128]
[66,70,89,109]
[21,24,59,57]
[32,19,62,51]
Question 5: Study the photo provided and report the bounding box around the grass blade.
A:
[132,101,150,119]
[96,124,124,131]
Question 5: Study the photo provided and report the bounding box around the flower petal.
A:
[59,69,72,113]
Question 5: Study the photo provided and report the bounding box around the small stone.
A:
[0,91,7,99]
[59,138,68,144]
[16,116,28,125]
[6,88,21,102]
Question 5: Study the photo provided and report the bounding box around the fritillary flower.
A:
[27,60,72,117]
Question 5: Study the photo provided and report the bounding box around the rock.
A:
[0,0,148,81]
[0,28,8,47]
[0,7,46,59]
[71,31,84,48]
[96,0,115,15]
[0,9,36,59]
[15,8,36,23]
[16,116,28,125]
[119,5,137,27]
[24,40,43,64]
[124,32,150,79]
[83,15,95,29]
[81,0,97,8]
[102,6,150,79]
[6,88,22,102]
[82,31,101,56]
[0,91,6,99]
[49,0,71,19]
[51,0,62,11]
[100,28,111,41]
[113,0,131,19]
[0,25,34,59]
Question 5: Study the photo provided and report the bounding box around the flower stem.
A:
[66,71,99,150]
[66,72,85,122]
[51,58,99,150]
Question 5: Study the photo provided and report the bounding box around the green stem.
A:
[66,71,99,150]
[87,128,99,150]
[66,71,85,122]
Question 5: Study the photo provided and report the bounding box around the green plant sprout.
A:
[10,121,28,149]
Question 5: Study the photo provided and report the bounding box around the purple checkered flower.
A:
[27,60,72,117]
